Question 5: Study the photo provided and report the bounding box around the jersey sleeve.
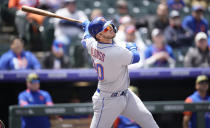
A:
[113,46,133,66]
[81,37,95,54]
[183,97,193,116]
[44,92,53,106]
[18,93,29,106]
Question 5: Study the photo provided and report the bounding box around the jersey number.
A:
[95,63,104,81]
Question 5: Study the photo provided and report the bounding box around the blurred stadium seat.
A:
[40,17,55,51]
[69,36,88,68]
[0,34,11,56]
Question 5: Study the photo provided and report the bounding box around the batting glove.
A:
[82,20,90,32]
[82,20,92,39]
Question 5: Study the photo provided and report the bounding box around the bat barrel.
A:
[21,6,82,24]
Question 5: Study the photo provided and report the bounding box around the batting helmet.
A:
[88,17,117,38]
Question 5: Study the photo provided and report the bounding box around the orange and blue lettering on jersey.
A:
[91,47,105,62]
[184,91,210,128]
[18,89,53,128]
[95,63,104,81]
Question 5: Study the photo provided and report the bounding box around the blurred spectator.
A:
[54,0,88,55]
[117,25,147,69]
[144,28,175,67]
[182,5,208,35]
[12,0,45,41]
[0,36,41,70]
[167,0,185,11]
[183,75,210,128]
[18,73,53,128]
[184,32,210,67]
[113,0,130,26]
[19,0,39,7]
[8,0,26,39]
[164,10,193,48]
[0,0,16,25]
[185,0,209,10]
[90,9,103,21]
[43,41,71,69]
[8,0,21,9]
[113,86,141,128]
[8,0,48,51]
[38,0,65,12]
[149,3,169,33]
[114,15,134,43]
[52,36,70,56]
[191,0,209,9]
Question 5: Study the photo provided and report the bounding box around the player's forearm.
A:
[183,115,190,128]
[183,121,189,128]
[126,43,140,64]
[145,56,157,66]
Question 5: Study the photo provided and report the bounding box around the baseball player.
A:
[81,17,159,128]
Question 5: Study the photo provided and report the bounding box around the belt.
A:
[97,89,127,97]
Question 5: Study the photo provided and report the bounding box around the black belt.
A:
[97,89,127,97]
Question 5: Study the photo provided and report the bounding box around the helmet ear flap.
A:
[111,24,118,33]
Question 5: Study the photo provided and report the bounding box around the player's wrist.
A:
[126,43,137,51]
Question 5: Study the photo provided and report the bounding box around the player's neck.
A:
[99,38,112,44]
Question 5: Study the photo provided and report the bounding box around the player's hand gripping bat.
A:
[21,6,82,24]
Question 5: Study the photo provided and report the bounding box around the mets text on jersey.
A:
[91,47,105,62]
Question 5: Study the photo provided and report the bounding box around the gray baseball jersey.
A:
[82,37,159,128]
[84,37,132,92]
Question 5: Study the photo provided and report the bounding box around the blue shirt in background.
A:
[18,89,53,128]
[0,50,41,70]
[167,0,185,11]
[184,91,210,128]
[145,44,174,67]
[182,15,208,35]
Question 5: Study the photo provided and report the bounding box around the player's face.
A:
[193,10,203,20]
[196,39,207,51]
[101,25,116,39]
[67,2,76,13]
[196,81,209,93]
[11,39,23,55]
[27,80,40,91]
[153,34,164,49]
[157,4,168,18]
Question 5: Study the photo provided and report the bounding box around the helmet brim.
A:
[102,20,113,31]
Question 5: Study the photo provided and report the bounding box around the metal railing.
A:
[9,101,210,128]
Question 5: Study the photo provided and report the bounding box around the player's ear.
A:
[96,33,102,40]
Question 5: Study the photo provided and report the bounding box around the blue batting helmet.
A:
[88,17,117,37]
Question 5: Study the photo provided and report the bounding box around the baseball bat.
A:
[21,6,82,24]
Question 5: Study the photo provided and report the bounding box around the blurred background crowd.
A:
[0,0,210,128]
[0,0,210,70]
